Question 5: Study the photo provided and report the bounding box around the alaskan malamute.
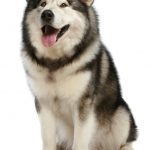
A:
[21,0,137,149]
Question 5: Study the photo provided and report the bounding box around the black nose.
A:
[41,10,54,23]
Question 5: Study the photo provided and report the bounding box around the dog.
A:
[21,0,137,149]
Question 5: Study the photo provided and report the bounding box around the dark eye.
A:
[40,1,46,7]
[60,3,68,8]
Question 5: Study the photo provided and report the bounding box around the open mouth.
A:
[41,24,70,47]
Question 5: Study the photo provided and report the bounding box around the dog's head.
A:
[23,0,95,58]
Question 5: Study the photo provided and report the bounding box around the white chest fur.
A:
[23,55,91,110]
[29,69,91,103]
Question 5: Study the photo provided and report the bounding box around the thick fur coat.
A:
[21,0,137,150]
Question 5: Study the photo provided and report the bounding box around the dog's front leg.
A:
[38,105,56,150]
[73,107,95,150]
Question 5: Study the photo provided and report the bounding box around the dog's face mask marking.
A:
[24,0,93,58]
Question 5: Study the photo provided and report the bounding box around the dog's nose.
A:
[41,10,54,23]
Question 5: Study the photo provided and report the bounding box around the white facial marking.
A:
[26,0,88,59]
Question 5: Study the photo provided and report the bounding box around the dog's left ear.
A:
[81,0,94,6]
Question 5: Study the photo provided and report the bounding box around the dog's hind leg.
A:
[120,143,133,150]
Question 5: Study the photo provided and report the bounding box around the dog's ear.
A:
[81,0,94,6]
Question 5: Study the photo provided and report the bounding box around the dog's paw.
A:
[120,144,133,150]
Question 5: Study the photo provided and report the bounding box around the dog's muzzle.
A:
[41,24,70,47]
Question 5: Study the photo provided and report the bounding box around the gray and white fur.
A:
[21,0,137,150]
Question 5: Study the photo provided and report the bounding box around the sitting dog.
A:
[21,0,137,149]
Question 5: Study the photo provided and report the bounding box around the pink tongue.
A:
[42,33,57,47]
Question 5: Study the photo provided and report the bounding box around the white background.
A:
[0,0,149,149]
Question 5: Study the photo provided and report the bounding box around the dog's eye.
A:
[40,1,47,7]
[60,3,68,8]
